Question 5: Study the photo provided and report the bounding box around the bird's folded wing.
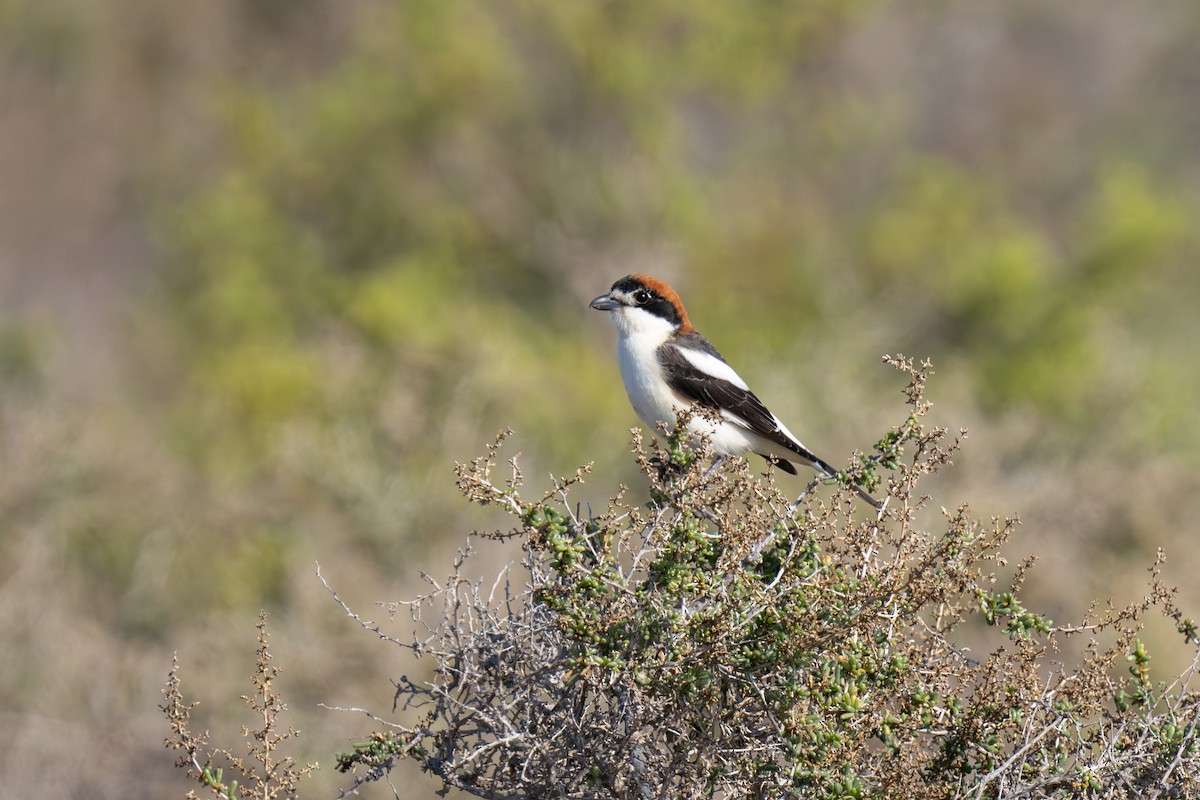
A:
[658,335,827,468]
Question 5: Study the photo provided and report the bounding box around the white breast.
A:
[615,327,680,430]
[608,306,681,431]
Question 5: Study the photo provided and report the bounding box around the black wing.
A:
[658,333,833,473]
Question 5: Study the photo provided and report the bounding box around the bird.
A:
[590,273,881,509]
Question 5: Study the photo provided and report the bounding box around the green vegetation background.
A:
[1,1,1198,798]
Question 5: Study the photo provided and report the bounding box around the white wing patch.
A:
[675,346,750,391]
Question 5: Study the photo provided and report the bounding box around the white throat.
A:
[608,305,677,342]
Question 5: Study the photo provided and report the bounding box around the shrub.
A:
[327,355,1200,799]
[168,356,1200,798]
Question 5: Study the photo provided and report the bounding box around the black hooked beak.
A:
[589,291,621,311]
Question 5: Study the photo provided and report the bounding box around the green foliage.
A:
[858,157,1195,421]
[977,589,1052,640]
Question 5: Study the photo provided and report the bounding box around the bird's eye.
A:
[633,289,652,305]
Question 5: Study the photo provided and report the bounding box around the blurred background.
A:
[1,1,1199,797]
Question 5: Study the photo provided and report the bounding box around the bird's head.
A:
[590,274,693,338]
